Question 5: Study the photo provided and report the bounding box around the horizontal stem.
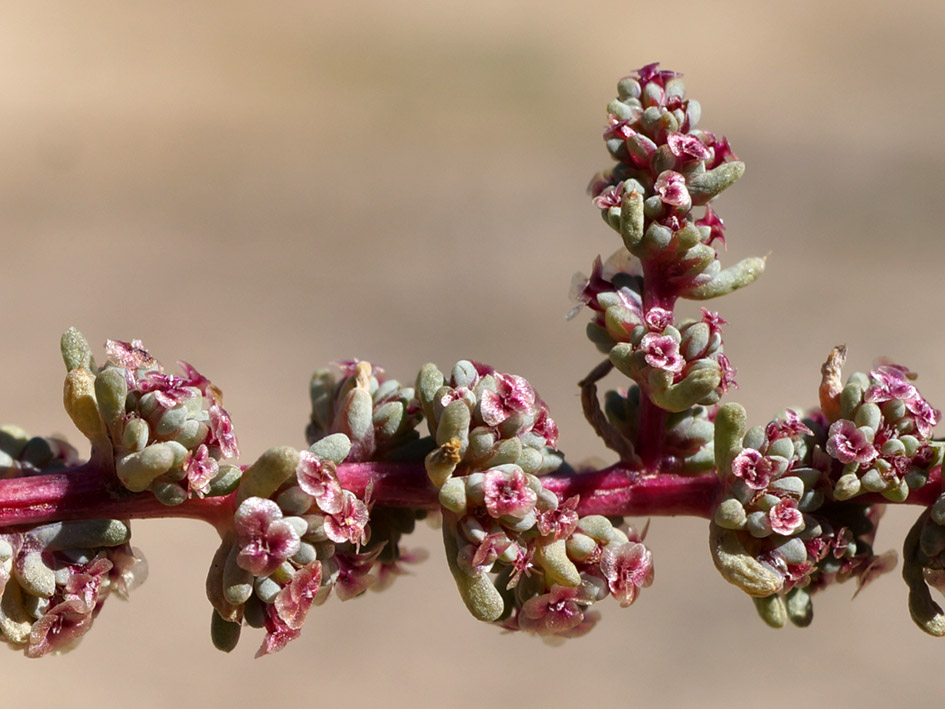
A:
[0,462,940,533]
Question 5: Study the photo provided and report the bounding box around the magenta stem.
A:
[0,462,938,533]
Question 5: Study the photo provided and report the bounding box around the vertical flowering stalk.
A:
[577,63,763,469]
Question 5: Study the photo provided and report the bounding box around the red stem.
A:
[0,463,938,533]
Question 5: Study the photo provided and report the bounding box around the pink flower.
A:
[592,183,625,210]
[507,544,535,589]
[208,403,239,459]
[639,332,685,374]
[730,449,777,490]
[864,365,917,404]
[323,490,370,546]
[532,402,559,449]
[644,307,674,331]
[703,133,737,168]
[906,396,940,438]
[256,603,301,658]
[518,585,590,636]
[296,451,344,515]
[699,308,727,335]
[137,371,195,408]
[105,338,156,370]
[717,353,737,393]
[765,409,812,442]
[332,548,381,600]
[769,499,804,536]
[826,420,877,466]
[461,533,512,573]
[482,468,537,519]
[537,496,579,541]
[600,541,654,607]
[635,62,680,86]
[177,360,211,395]
[63,556,112,610]
[695,205,726,247]
[26,599,93,658]
[235,498,301,577]
[479,373,538,428]
[185,444,218,497]
[666,132,710,160]
[603,116,634,141]
[274,561,322,630]
[653,171,691,208]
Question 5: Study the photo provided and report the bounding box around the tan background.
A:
[2,1,944,706]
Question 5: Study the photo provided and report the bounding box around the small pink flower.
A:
[296,451,344,515]
[479,373,538,428]
[600,541,654,607]
[730,449,777,490]
[323,490,370,546]
[274,561,322,630]
[208,403,239,459]
[703,133,737,169]
[518,585,590,636]
[185,444,218,497]
[604,116,634,141]
[105,338,156,370]
[532,402,559,449]
[717,353,737,393]
[592,183,625,210]
[332,548,381,600]
[769,499,804,536]
[256,603,302,658]
[826,420,877,466]
[765,409,813,442]
[644,307,674,331]
[667,132,710,160]
[635,62,680,86]
[460,533,512,573]
[699,308,727,334]
[639,332,685,374]
[26,599,93,658]
[137,371,195,408]
[176,360,211,395]
[507,544,535,589]
[906,396,940,438]
[695,205,726,246]
[235,497,301,577]
[864,365,917,404]
[537,496,579,541]
[653,171,691,208]
[482,468,537,519]
[63,556,112,610]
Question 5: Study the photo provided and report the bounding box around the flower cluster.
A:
[60,329,241,505]
[820,358,943,502]
[439,468,652,639]
[306,360,423,462]
[417,360,562,487]
[0,520,145,657]
[208,433,423,656]
[711,404,896,627]
[586,63,763,304]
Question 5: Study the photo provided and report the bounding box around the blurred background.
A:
[2,1,944,705]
